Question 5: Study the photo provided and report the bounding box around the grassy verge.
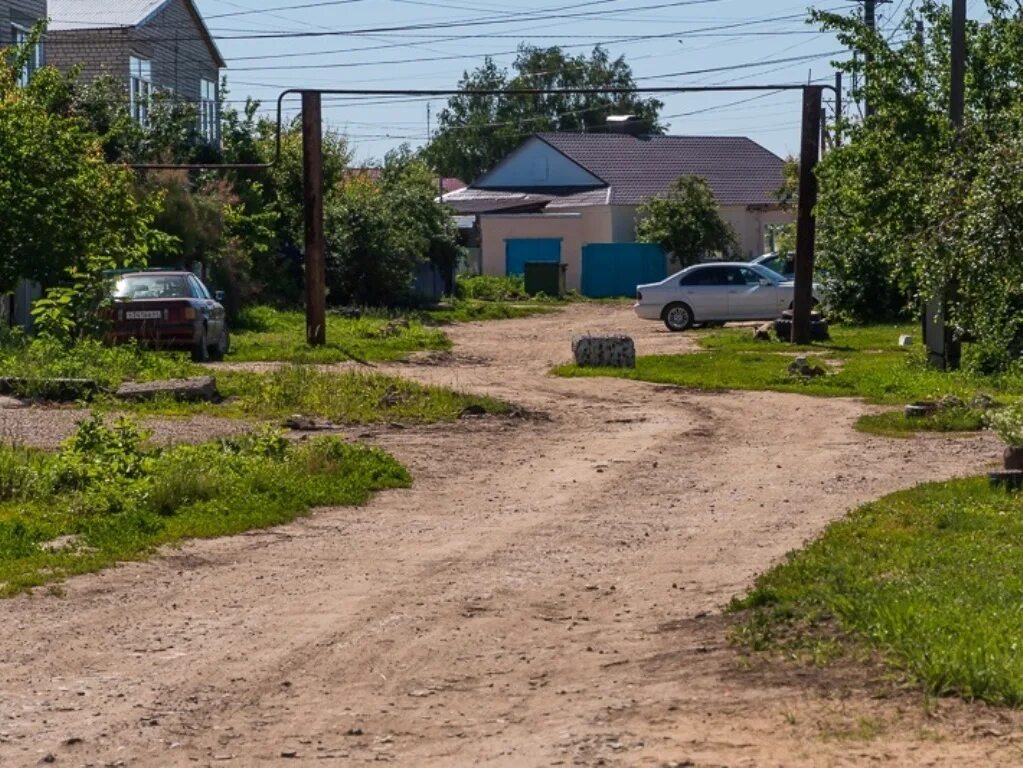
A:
[230,306,450,364]
[554,324,1023,407]
[424,300,559,323]
[0,334,198,395]
[107,365,511,424]
[0,416,409,596]
[730,477,1023,706]
[856,408,989,438]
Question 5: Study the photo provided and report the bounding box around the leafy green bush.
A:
[0,415,410,595]
[455,275,529,302]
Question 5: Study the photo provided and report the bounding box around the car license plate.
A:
[126,311,162,320]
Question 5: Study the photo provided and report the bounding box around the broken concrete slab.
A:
[115,376,220,403]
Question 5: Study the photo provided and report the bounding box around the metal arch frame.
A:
[129,83,836,171]
[129,83,835,347]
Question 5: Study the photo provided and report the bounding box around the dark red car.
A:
[108,271,229,362]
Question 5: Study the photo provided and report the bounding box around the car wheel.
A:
[191,325,210,363]
[662,302,694,332]
[209,326,230,362]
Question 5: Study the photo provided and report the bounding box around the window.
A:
[680,266,742,286]
[188,275,212,300]
[739,267,765,285]
[11,24,42,87]
[199,78,218,143]
[129,56,153,125]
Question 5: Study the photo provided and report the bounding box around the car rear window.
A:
[114,276,191,300]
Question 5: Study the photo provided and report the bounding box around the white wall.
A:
[720,205,795,259]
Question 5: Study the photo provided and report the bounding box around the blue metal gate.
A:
[581,243,666,298]
[505,238,561,276]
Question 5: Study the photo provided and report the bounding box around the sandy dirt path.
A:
[1,303,1019,767]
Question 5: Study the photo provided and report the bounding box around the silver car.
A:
[634,262,821,332]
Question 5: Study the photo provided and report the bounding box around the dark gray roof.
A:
[535,133,785,207]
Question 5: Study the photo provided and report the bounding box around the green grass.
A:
[856,408,989,438]
[424,299,560,323]
[107,365,511,424]
[730,477,1023,707]
[554,324,1023,406]
[0,334,198,395]
[0,417,410,596]
[230,306,451,364]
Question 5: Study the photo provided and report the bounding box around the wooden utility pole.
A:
[791,86,823,345]
[924,0,965,370]
[302,90,327,347]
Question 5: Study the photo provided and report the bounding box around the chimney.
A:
[606,115,646,135]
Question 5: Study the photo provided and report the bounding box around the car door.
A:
[677,265,733,320]
[730,266,781,319]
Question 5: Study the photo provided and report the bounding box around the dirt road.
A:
[1,304,1019,767]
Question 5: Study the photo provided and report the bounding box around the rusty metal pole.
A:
[302,90,327,346]
[791,86,823,345]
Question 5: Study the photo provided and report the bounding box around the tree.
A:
[424,46,663,182]
[636,176,737,267]
[0,47,156,296]
[324,148,462,306]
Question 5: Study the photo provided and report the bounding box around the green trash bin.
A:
[523,261,566,297]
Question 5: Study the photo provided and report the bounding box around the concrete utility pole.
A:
[835,72,843,146]
[302,91,327,347]
[863,0,876,117]
[791,86,823,345]
[924,0,965,370]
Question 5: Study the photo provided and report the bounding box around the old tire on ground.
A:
[191,325,210,363]
[662,302,694,332]
[209,327,230,362]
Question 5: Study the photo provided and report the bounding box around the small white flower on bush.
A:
[987,404,1023,446]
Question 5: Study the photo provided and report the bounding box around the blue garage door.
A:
[581,243,666,298]
[505,238,561,276]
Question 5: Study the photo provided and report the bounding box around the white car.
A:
[634,262,821,332]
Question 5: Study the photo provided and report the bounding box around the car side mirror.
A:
[214,290,225,302]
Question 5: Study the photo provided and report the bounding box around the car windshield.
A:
[114,275,190,300]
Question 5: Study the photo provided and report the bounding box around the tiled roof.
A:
[535,133,785,207]
[48,0,169,30]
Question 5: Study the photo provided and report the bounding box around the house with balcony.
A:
[46,0,225,143]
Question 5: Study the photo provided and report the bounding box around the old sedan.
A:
[634,262,821,332]
[108,271,229,361]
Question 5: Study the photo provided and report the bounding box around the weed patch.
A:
[108,366,510,424]
[0,415,409,595]
[230,306,450,364]
[856,408,989,438]
[731,477,1023,706]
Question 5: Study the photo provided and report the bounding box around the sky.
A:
[185,0,963,171]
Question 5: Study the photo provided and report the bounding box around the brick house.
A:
[46,0,225,143]
[1,1,46,85]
